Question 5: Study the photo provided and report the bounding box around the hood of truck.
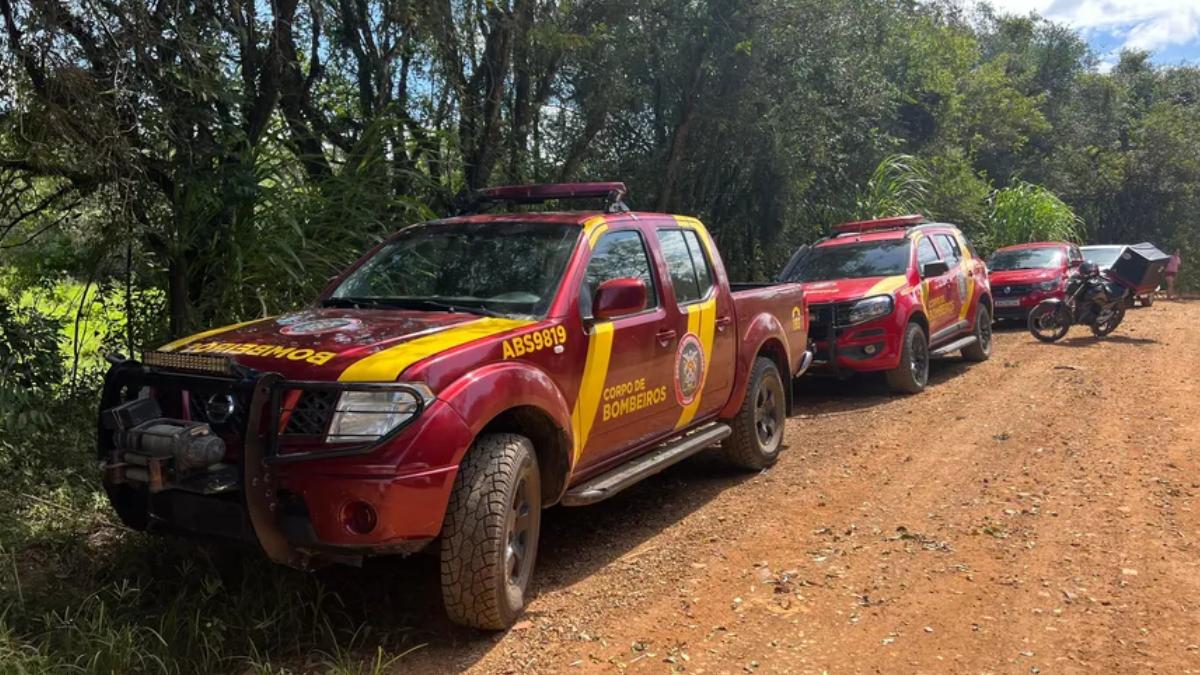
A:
[801,275,910,305]
[157,308,533,381]
[989,268,1062,286]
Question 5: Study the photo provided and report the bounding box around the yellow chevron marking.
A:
[571,322,615,464]
[957,234,977,321]
[158,318,272,353]
[864,275,909,297]
[337,317,532,382]
[675,296,717,429]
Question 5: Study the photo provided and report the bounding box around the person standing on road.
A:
[1166,249,1181,299]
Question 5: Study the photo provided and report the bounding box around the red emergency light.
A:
[475,182,629,208]
[832,214,925,235]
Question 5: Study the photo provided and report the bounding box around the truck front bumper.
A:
[98,356,470,566]
[805,305,903,375]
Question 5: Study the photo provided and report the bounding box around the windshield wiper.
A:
[322,296,397,309]
[407,298,510,318]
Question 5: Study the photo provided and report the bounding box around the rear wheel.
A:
[440,433,541,630]
[1028,302,1071,342]
[961,304,993,362]
[885,322,929,394]
[722,356,786,470]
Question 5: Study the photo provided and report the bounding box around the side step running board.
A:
[561,423,732,506]
[930,335,977,357]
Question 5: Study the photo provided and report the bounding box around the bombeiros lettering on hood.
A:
[182,341,338,365]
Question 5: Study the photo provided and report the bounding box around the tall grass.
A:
[854,154,931,221]
[983,181,1083,251]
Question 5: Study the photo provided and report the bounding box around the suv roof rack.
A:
[457,182,630,215]
[832,214,925,236]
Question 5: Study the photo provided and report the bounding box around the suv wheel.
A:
[886,322,929,394]
[961,304,993,362]
[722,356,786,470]
[440,433,541,630]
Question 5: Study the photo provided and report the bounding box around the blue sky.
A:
[986,1,1200,71]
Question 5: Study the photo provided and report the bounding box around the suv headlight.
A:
[844,295,894,325]
[326,384,434,443]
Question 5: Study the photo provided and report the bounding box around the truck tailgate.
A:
[729,282,809,375]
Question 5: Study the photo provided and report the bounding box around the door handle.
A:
[715,316,732,332]
[655,328,677,346]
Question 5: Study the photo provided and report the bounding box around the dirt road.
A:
[392,300,1199,673]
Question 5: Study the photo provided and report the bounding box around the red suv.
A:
[780,215,993,394]
[988,242,1081,321]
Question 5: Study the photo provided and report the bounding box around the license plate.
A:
[996,298,1021,308]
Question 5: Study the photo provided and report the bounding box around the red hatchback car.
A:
[988,242,1082,321]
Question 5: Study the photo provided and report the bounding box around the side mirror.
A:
[921,260,950,278]
[592,278,647,320]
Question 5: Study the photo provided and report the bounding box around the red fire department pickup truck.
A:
[779,215,993,393]
[97,183,810,629]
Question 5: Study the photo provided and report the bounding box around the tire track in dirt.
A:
[398,302,1200,674]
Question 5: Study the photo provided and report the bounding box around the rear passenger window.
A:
[937,234,962,265]
[657,229,713,305]
[580,230,658,318]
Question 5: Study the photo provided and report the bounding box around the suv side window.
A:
[937,234,962,265]
[580,230,658,318]
[657,229,712,305]
[917,237,940,268]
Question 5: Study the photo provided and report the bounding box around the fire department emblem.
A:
[674,333,705,406]
[279,318,363,336]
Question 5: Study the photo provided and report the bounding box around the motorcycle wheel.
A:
[1091,304,1126,337]
[1028,303,1070,343]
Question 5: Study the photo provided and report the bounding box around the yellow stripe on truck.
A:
[158,317,273,353]
[571,321,615,463]
[675,296,717,429]
[338,317,533,382]
[864,275,908,297]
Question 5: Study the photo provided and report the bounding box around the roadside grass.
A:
[0,476,428,674]
[1,277,428,673]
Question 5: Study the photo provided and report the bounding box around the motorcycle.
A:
[1027,261,1129,342]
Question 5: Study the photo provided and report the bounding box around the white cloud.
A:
[985,0,1200,55]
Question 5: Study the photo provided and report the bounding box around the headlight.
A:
[844,295,894,325]
[326,384,433,443]
[1037,279,1059,291]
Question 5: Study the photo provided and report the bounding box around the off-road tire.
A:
[722,356,787,470]
[886,322,929,394]
[440,433,541,630]
[1141,293,1154,307]
[961,304,993,362]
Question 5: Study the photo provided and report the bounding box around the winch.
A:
[101,397,230,492]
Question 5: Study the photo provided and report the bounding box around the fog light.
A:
[341,500,377,535]
[864,344,878,355]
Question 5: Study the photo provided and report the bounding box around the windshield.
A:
[1080,246,1121,268]
[785,239,911,282]
[329,222,579,317]
[988,248,1064,271]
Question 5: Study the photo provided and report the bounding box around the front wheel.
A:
[1091,304,1126,337]
[1028,303,1070,342]
[886,322,929,394]
[440,433,541,630]
[722,356,786,470]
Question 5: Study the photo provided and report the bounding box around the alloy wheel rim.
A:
[754,376,784,447]
[911,334,929,386]
[505,469,537,588]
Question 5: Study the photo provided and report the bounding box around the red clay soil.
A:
[397,300,1200,674]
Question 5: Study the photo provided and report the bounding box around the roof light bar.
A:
[832,214,925,234]
[468,182,630,214]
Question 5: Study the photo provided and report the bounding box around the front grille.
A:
[283,390,338,436]
[809,302,855,332]
[996,283,1035,297]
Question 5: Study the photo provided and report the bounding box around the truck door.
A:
[654,227,734,430]
[934,232,967,323]
[916,235,957,337]
[574,228,677,470]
